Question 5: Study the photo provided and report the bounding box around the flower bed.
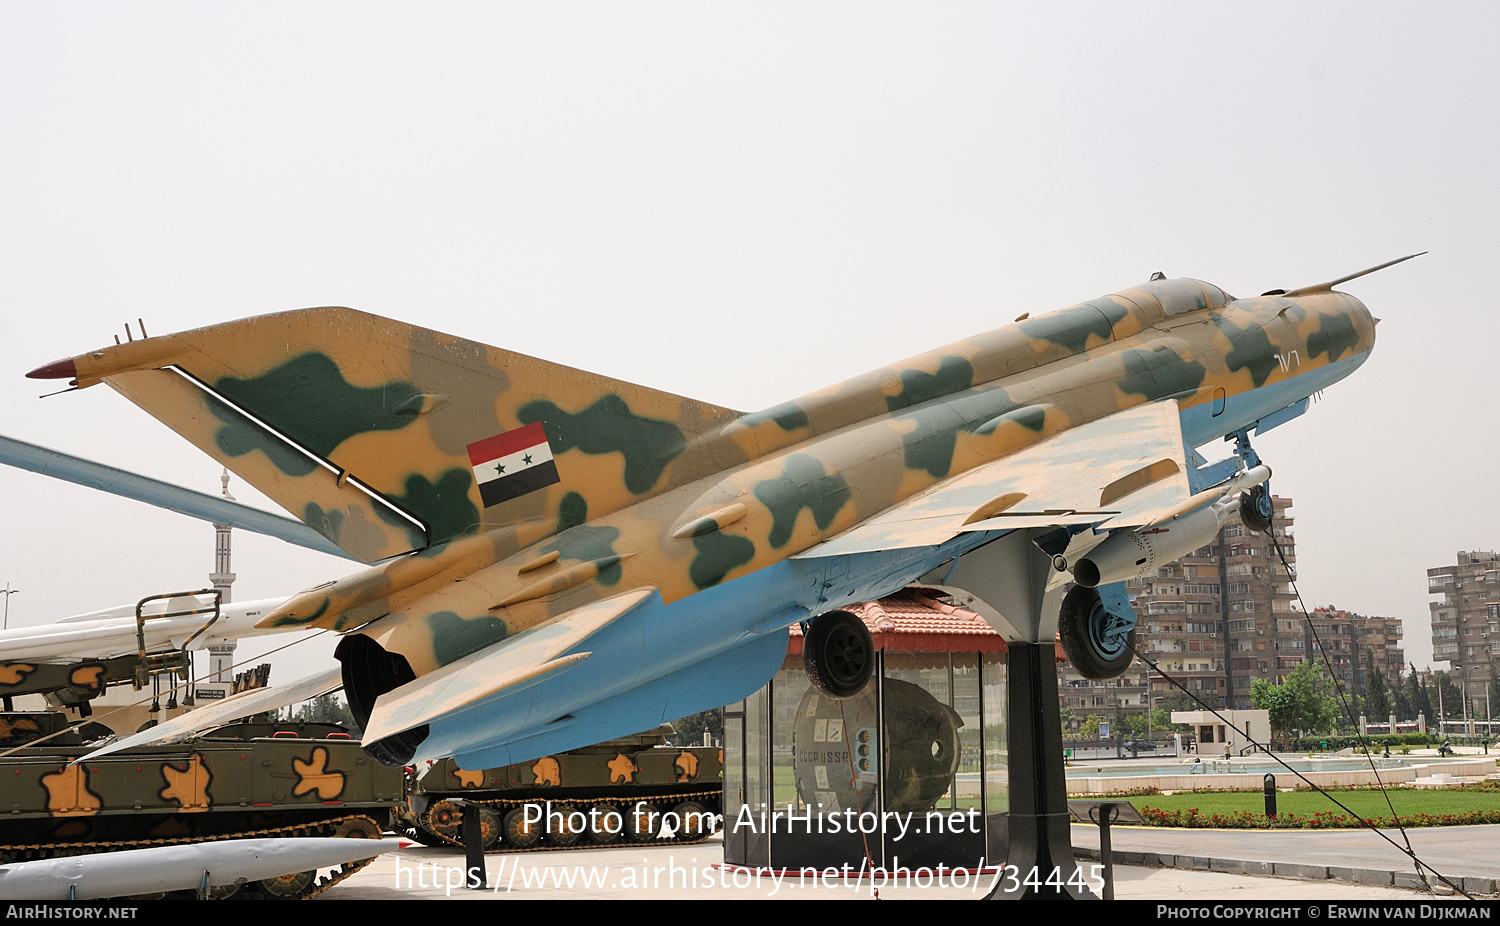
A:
[1135,806,1500,829]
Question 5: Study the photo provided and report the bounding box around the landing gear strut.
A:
[1228,428,1274,534]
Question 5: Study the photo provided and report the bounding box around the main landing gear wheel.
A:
[1240,484,1274,534]
[1058,585,1136,680]
[802,610,875,699]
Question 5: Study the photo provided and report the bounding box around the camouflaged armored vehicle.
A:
[0,712,403,899]
[401,724,722,851]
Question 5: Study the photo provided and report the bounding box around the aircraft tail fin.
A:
[47,308,743,562]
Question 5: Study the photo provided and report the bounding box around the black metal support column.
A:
[988,641,1092,899]
[461,802,486,891]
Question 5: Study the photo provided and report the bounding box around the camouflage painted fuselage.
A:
[36,275,1376,768]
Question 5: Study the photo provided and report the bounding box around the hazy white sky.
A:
[3,2,1496,680]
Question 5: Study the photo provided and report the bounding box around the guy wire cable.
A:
[1264,518,1430,890]
[1128,640,1470,898]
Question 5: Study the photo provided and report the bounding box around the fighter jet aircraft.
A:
[27,256,1412,770]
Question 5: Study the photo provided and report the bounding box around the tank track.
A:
[416,790,722,854]
[0,813,386,900]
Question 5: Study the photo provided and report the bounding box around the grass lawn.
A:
[1130,787,1500,827]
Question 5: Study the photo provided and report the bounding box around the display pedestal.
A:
[988,641,1091,899]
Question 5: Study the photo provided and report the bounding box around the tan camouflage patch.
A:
[291,746,346,799]
[531,756,561,787]
[674,750,700,783]
[68,665,105,690]
[159,753,212,812]
[0,664,36,687]
[451,768,485,788]
[0,717,40,740]
[41,765,101,817]
[607,753,638,784]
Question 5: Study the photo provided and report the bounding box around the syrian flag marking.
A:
[467,423,560,507]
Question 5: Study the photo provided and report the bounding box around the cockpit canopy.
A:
[1133,278,1234,317]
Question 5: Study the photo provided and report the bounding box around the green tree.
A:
[283,692,359,733]
[669,709,723,745]
[1391,685,1412,723]
[1409,664,1433,721]
[1122,707,1174,738]
[1077,715,1101,740]
[1250,659,1338,738]
[1363,648,1390,719]
[1433,671,1462,724]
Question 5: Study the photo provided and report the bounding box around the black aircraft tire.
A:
[1058,585,1136,681]
[803,610,875,699]
[1240,485,1274,534]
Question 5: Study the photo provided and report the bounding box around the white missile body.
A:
[0,837,396,900]
[0,595,289,663]
[1073,465,1273,588]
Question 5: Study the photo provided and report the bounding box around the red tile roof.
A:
[786,588,1010,654]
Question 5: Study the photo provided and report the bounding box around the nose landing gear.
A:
[1240,483,1274,533]
[1228,427,1275,534]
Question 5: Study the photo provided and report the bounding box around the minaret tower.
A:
[207,469,238,682]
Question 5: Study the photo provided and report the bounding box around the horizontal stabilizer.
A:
[361,588,657,746]
[74,666,344,763]
[451,626,789,770]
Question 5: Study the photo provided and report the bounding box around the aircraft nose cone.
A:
[25,357,77,380]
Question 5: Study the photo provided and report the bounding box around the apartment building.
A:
[1060,497,1407,722]
[1303,606,1404,698]
[1426,550,1500,706]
